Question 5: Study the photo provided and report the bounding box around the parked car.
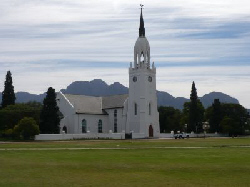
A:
[174,133,189,139]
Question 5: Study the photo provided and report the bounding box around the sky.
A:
[0,0,250,108]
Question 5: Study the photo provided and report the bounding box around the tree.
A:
[220,103,248,136]
[1,71,15,108]
[188,82,204,133]
[13,117,39,140]
[220,117,237,136]
[40,87,60,134]
[190,81,198,103]
[205,102,249,135]
[206,99,223,133]
[159,106,182,133]
[0,103,41,131]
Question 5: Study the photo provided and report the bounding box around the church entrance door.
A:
[149,125,153,137]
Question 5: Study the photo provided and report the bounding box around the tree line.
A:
[159,82,250,136]
[1,71,249,139]
[0,71,60,140]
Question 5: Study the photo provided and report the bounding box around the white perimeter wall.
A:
[159,133,227,138]
[35,133,125,140]
[35,133,227,140]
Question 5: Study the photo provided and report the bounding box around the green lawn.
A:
[0,138,250,187]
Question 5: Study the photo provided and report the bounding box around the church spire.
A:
[139,4,145,37]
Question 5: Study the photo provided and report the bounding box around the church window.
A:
[149,103,151,115]
[98,120,102,133]
[82,119,87,133]
[133,76,137,82]
[114,110,117,133]
[135,103,137,115]
[148,76,152,82]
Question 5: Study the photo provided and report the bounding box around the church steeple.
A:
[128,4,159,138]
[133,4,150,69]
[139,4,145,37]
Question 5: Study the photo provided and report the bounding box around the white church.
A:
[36,7,160,140]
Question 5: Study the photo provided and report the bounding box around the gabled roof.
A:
[62,93,128,114]
[64,94,103,114]
[102,94,128,109]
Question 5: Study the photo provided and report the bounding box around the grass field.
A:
[0,138,250,187]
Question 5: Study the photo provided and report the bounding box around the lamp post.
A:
[185,124,187,133]
[244,121,248,134]
[202,122,210,139]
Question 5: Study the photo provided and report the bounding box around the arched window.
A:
[82,119,87,133]
[149,103,151,115]
[98,120,102,133]
[114,110,117,133]
[134,103,137,115]
[62,126,67,134]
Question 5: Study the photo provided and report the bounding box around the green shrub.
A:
[0,103,41,131]
[5,129,13,138]
[14,117,40,140]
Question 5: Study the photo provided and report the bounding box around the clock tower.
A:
[126,6,160,138]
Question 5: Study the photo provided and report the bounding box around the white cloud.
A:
[0,0,250,108]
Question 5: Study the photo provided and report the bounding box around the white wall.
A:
[159,133,227,138]
[76,114,109,133]
[128,60,159,137]
[159,133,175,138]
[132,133,147,139]
[35,133,125,140]
[126,36,160,138]
[105,108,126,133]
[35,133,228,141]
[57,92,75,133]
[189,133,227,138]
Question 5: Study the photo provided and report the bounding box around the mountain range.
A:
[0,79,240,110]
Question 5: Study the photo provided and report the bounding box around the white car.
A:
[174,133,189,139]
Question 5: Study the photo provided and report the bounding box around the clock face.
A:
[148,76,152,82]
[133,76,137,82]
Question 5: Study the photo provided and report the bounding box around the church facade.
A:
[56,8,160,139]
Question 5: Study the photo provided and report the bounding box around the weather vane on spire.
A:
[140,4,144,9]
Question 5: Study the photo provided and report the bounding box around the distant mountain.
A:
[0,79,240,109]
[60,79,239,109]
[0,92,45,103]
[61,79,128,96]
[156,91,188,109]
[200,92,239,108]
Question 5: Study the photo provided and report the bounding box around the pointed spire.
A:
[139,4,145,37]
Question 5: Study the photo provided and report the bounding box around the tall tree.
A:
[188,81,204,133]
[205,103,249,135]
[208,99,222,132]
[220,103,248,136]
[39,87,60,134]
[190,81,198,104]
[1,71,16,108]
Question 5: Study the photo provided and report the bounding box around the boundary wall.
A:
[159,133,227,138]
[35,133,227,140]
[35,133,125,140]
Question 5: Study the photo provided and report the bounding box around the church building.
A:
[56,8,160,139]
